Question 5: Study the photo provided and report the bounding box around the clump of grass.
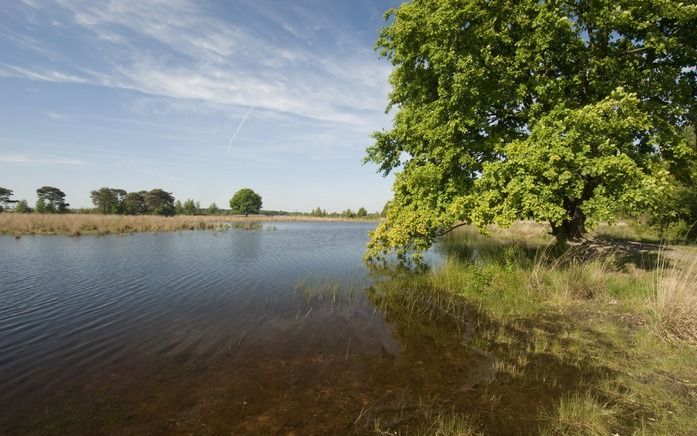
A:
[529,244,614,302]
[417,412,482,436]
[232,221,261,230]
[540,391,618,436]
[648,254,697,344]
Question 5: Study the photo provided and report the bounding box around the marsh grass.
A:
[539,391,618,436]
[649,253,697,344]
[367,225,697,435]
[0,213,371,236]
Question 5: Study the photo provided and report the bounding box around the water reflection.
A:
[0,222,489,435]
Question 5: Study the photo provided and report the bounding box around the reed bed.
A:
[0,213,376,236]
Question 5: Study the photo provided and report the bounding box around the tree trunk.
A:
[551,206,586,244]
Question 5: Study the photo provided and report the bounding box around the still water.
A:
[0,222,489,434]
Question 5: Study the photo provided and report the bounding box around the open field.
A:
[0,213,379,236]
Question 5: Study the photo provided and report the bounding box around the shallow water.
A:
[0,222,489,434]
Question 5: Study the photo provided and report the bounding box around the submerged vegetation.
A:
[364,224,697,435]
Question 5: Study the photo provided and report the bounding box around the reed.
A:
[0,213,377,236]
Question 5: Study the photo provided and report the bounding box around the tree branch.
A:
[435,221,470,237]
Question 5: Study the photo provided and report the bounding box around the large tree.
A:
[229,188,262,216]
[366,0,696,258]
[0,187,17,212]
[144,189,176,216]
[90,187,127,214]
[123,192,147,215]
[36,186,69,213]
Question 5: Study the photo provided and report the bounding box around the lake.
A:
[0,222,490,434]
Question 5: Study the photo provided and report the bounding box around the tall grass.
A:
[649,254,697,344]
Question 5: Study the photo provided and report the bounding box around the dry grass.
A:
[0,213,374,236]
[649,253,697,344]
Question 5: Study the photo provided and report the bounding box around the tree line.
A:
[0,186,190,216]
[1,185,386,219]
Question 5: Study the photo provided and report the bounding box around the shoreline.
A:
[0,213,381,236]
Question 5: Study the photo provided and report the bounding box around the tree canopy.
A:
[229,188,262,216]
[15,200,32,214]
[123,192,147,215]
[91,187,127,214]
[36,186,69,213]
[144,189,176,216]
[366,0,697,259]
[0,187,17,212]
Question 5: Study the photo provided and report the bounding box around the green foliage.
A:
[181,199,197,215]
[90,187,127,214]
[144,189,175,216]
[357,207,368,217]
[310,207,327,217]
[647,126,697,241]
[0,187,17,212]
[208,202,219,215]
[15,199,32,213]
[380,201,390,218]
[122,192,146,215]
[343,208,355,218]
[366,0,697,259]
[36,186,69,213]
[229,188,262,216]
[35,198,47,214]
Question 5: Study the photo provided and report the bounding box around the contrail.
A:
[226,106,255,152]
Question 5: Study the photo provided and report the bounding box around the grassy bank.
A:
[0,213,379,236]
[367,225,697,435]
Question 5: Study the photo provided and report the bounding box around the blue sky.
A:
[0,0,402,212]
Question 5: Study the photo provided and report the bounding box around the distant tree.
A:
[15,199,32,213]
[0,187,17,212]
[174,200,183,215]
[145,189,175,216]
[229,188,262,216]
[343,209,355,218]
[208,202,219,215]
[35,198,46,213]
[357,207,368,218]
[90,187,127,214]
[36,186,69,213]
[123,192,146,215]
[182,199,197,215]
[310,207,326,217]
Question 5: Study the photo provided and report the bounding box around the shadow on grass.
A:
[439,226,669,272]
[360,272,627,435]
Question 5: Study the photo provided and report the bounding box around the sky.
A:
[0,0,403,212]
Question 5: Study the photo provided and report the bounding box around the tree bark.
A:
[551,205,586,244]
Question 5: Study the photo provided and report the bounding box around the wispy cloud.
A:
[6,0,392,127]
[0,62,89,84]
[0,154,84,165]
[46,111,67,120]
